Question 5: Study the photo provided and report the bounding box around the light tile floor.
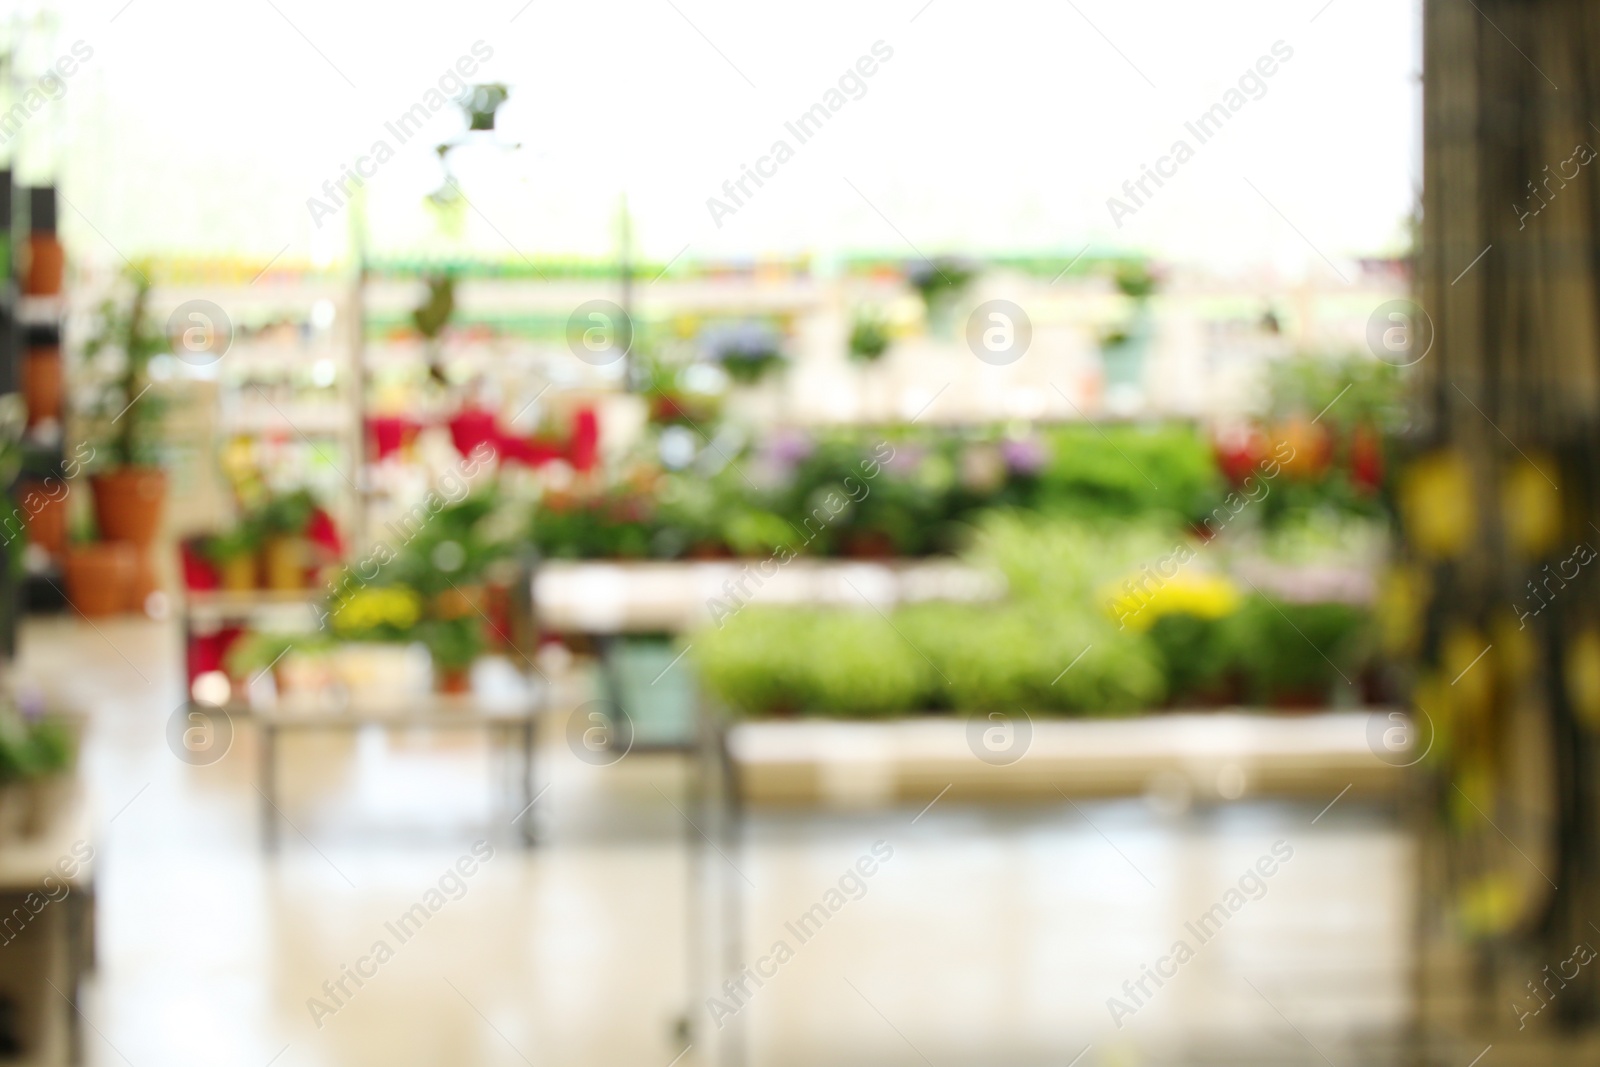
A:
[18,616,1415,1066]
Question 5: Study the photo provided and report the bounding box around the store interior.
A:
[0,1,1596,1065]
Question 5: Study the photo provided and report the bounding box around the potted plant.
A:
[420,617,484,694]
[61,513,134,618]
[205,524,262,592]
[0,707,76,840]
[907,256,976,337]
[81,265,169,610]
[701,321,786,385]
[254,489,317,591]
[848,310,891,363]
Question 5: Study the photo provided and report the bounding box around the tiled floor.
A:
[17,616,1415,1066]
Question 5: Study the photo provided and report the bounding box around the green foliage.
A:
[80,264,169,468]
[204,524,261,564]
[419,617,486,671]
[690,510,1376,718]
[224,631,323,679]
[1037,423,1221,526]
[1228,597,1372,702]
[389,490,514,596]
[848,312,891,362]
[412,274,456,340]
[255,488,318,538]
[1147,612,1235,702]
[0,713,75,782]
[692,608,925,717]
[1266,353,1406,435]
[528,423,1222,560]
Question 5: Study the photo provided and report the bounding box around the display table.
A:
[254,690,543,849]
[0,787,94,1067]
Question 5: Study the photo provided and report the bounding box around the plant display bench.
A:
[0,788,93,1067]
[254,690,543,850]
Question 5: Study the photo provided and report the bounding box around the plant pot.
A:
[435,666,472,694]
[17,480,67,557]
[91,467,167,546]
[22,233,63,296]
[62,542,134,617]
[433,584,482,621]
[219,554,258,592]
[260,537,306,590]
[20,347,61,426]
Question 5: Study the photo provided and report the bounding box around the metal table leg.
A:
[520,718,537,848]
[260,722,278,851]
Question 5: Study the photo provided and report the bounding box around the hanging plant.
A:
[702,321,786,385]
[906,256,977,310]
[848,311,891,363]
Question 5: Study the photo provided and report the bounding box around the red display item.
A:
[179,537,221,591]
[448,408,500,459]
[568,406,599,472]
[368,415,423,460]
[305,506,343,558]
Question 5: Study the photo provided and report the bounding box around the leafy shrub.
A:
[1037,423,1220,526]
[693,608,923,717]
[1147,612,1236,703]
[1227,597,1371,702]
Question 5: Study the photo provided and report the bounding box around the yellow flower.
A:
[1100,569,1241,632]
[331,587,422,636]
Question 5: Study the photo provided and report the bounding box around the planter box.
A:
[726,710,1402,806]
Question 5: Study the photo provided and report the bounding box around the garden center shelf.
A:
[532,558,1003,634]
[723,710,1402,806]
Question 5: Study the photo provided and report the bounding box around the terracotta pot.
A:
[17,480,67,557]
[261,537,308,591]
[22,234,63,296]
[91,468,167,546]
[20,347,61,426]
[433,584,482,621]
[436,667,471,695]
[62,542,134,617]
[219,554,257,592]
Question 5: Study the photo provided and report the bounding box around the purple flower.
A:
[766,428,814,467]
[1001,436,1048,475]
[884,443,926,477]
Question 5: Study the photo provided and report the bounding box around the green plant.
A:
[848,312,891,363]
[1147,612,1237,703]
[80,264,168,469]
[225,631,319,679]
[254,489,317,538]
[1227,596,1371,703]
[693,608,925,717]
[907,256,977,305]
[1036,424,1221,527]
[204,524,261,564]
[420,617,485,672]
[0,713,74,782]
[391,490,516,597]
